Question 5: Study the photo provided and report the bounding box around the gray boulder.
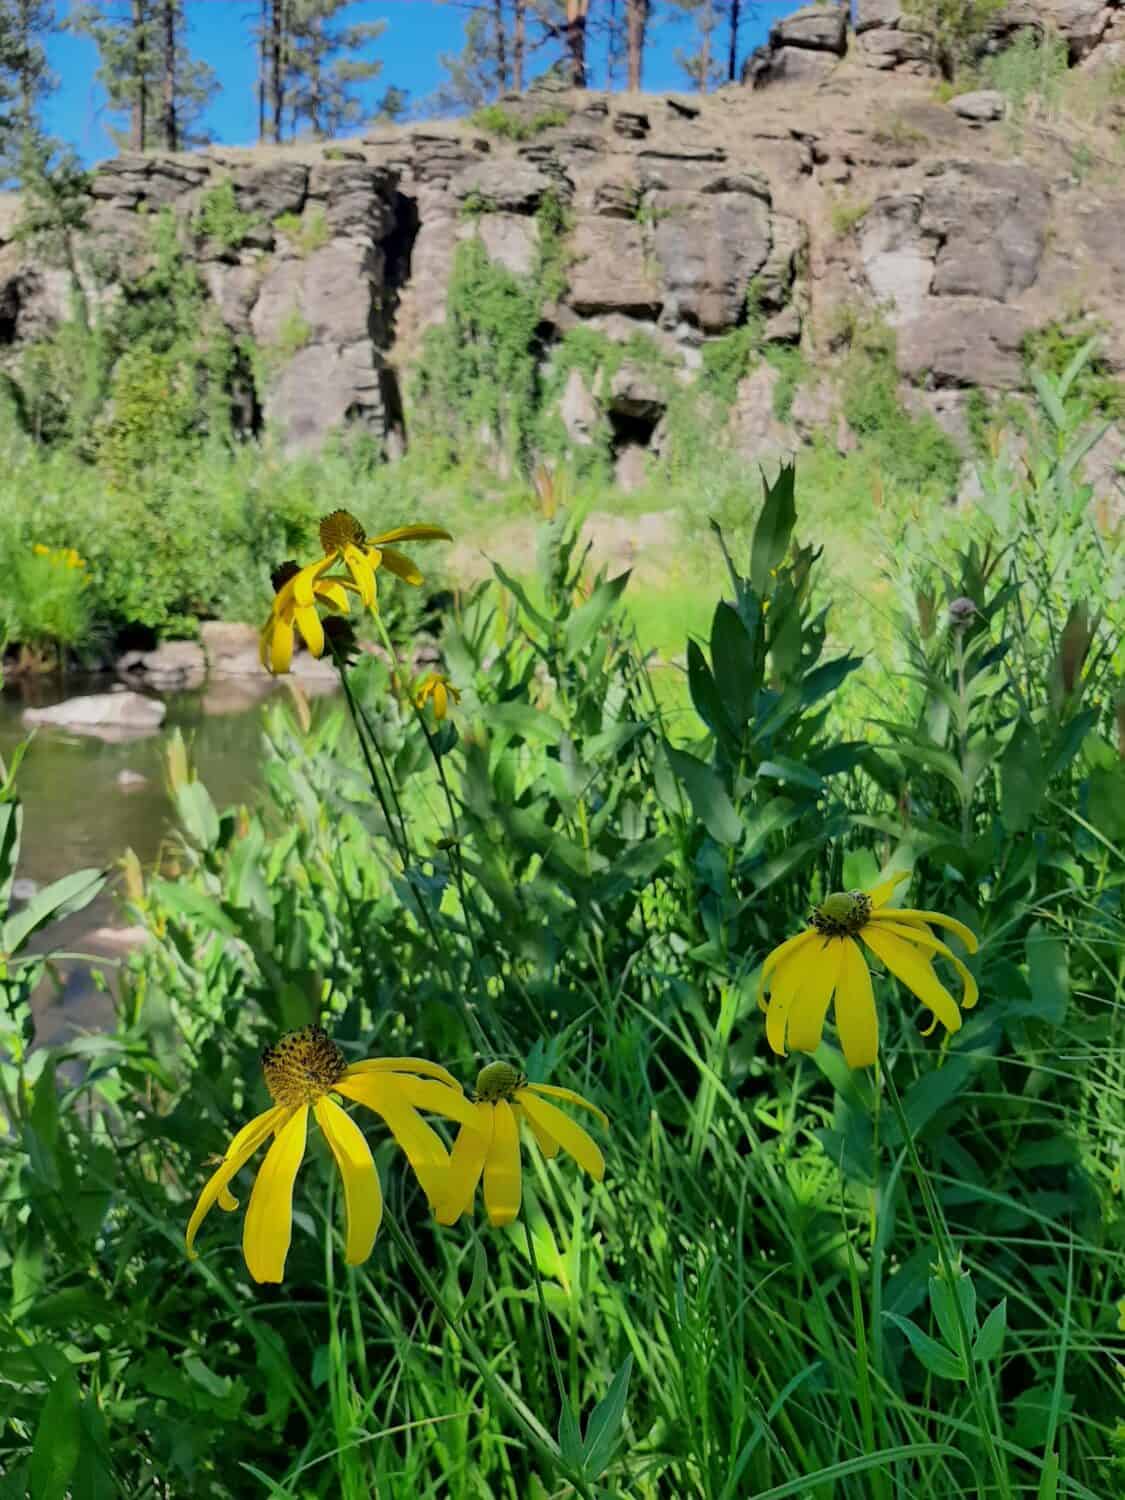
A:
[25,691,167,737]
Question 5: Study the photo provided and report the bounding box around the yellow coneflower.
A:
[435,1062,608,1228]
[185,1025,479,1283]
[259,559,351,675]
[414,672,460,721]
[758,871,979,1069]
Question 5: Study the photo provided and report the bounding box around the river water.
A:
[0,674,323,1044]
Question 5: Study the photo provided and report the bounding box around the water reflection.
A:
[0,673,333,1044]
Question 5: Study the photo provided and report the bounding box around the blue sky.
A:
[43,0,803,162]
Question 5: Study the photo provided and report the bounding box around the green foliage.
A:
[469,103,569,140]
[2,413,1123,1496]
[901,0,1006,77]
[0,543,93,662]
[831,195,871,238]
[196,178,258,251]
[413,238,543,469]
[273,304,313,362]
[981,25,1069,123]
[1023,323,1125,422]
[841,317,963,493]
[766,344,806,422]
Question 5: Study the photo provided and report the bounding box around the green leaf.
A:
[149,880,239,937]
[1000,719,1045,833]
[929,1271,977,1356]
[972,1300,1007,1364]
[564,570,630,658]
[750,461,796,595]
[1025,924,1068,1025]
[558,1399,583,1467]
[883,1313,966,1382]
[800,654,862,708]
[488,702,564,745]
[710,602,759,727]
[900,1055,973,1136]
[173,780,221,850]
[0,799,22,915]
[757,758,826,794]
[687,640,730,737]
[29,1368,82,1500]
[3,868,106,955]
[582,1354,633,1479]
[491,560,552,633]
[664,745,743,845]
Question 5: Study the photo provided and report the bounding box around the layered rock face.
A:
[0,5,1122,482]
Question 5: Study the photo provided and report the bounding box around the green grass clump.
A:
[469,103,569,140]
[195,177,259,251]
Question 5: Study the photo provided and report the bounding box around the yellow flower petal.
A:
[385,1074,485,1130]
[377,546,424,586]
[294,603,325,658]
[342,1057,463,1090]
[870,907,979,956]
[786,937,846,1055]
[834,937,879,1069]
[185,1104,289,1258]
[866,919,978,1011]
[268,616,294,675]
[757,927,819,1011]
[765,938,822,1056]
[334,1074,450,1204]
[483,1099,522,1226]
[435,1104,493,1225]
[243,1104,310,1284]
[526,1082,609,1131]
[316,580,351,614]
[868,871,912,910]
[517,1101,559,1158]
[292,556,334,608]
[342,544,376,607]
[517,1090,604,1181]
[314,1096,382,1266]
[369,524,452,545]
[860,926,964,1038]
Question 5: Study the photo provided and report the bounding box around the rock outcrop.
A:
[0,5,1122,504]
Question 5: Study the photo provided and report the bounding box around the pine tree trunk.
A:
[493,0,508,91]
[626,0,647,91]
[513,0,525,91]
[258,0,267,141]
[698,0,713,92]
[131,0,147,151]
[727,0,741,82]
[161,0,177,150]
[270,0,285,143]
[565,0,589,88]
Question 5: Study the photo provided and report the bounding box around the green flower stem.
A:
[881,1056,1012,1500]
[383,1210,596,1500]
[331,645,411,867]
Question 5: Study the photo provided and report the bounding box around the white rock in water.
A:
[24,691,166,735]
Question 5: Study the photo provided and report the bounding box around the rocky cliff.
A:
[0,0,1123,495]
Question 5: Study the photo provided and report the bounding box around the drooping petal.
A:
[294,603,325,658]
[483,1100,522,1226]
[369,524,452,545]
[314,1096,382,1266]
[517,1090,604,1181]
[185,1105,290,1258]
[342,544,376,608]
[342,1057,464,1090]
[868,871,912,910]
[526,1082,609,1131]
[268,616,294,675]
[518,1101,559,1158]
[834,937,879,1069]
[434,1105,493,1225]
[765,939,823,1056]
[433,680,448,719]
[860,926,964,1038]
[334,1074,451,1204]
[757,928,819,1011]
[870,907,979,956]
[242,1105,310,1283]
[315,580,351,614]
[384,1074,485,1130]
[786,937,846,1055]
[376,546,424,586]
[292,556,334,608]
[864,918,978,1011]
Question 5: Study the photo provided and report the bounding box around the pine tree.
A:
[432,1,532,111]
[0,0,56,182]
[285,0,386,140]
[669,0,723,92]
[68,0,215,153]
[625,0,649,89]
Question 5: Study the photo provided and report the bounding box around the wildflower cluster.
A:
[32,542,88,576]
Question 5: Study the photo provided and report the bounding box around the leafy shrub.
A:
[469,103,568,140]
[195,178,258,251]
[273,206,329,257]
[0,542,92,661]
